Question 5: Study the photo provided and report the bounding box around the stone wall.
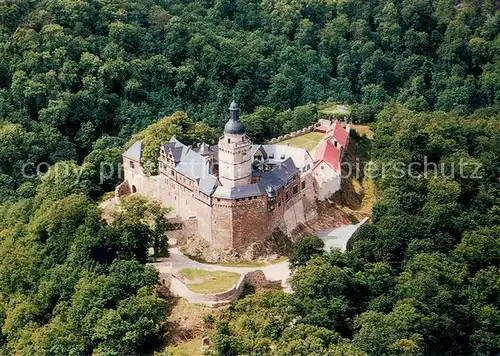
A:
[211,199,234,250]
[162,269,283,306]
[231,197,270,254]
[245,270,282,289]
[268,123,321,144]
[159,171,213,243]
[115,180,131,198]
[313,161,341,200]
[169,273,246,307]
[123,164,161,201]
[167,217,199,245]
[211,172,318,255]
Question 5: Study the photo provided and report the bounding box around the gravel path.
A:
[157,248,292,288]
[155,219,367,290]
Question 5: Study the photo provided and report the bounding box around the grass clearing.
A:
[320,104,351,116]
[165,338,203,356]
[180,268,241,294]
[279,131,324,151]
[351,124,374,139]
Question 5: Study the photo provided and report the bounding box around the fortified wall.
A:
[117,100,328,257]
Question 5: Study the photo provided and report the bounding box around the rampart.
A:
[268,122,322,144]
[168,273,247,307]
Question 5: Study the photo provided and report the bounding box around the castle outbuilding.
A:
[119,100,348,254]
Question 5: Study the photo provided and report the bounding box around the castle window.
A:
[280,154,285,159]
[129,161,135,169]
[286,191,290,201]
[228,138,231,143]
[301,181,306,189]
[278,201,282,207]
[171,169,175,176]
[293,185,299,195]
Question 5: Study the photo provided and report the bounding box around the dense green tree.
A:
[289,235,325,269]
[0,0,499,354]
[209,105,500,355]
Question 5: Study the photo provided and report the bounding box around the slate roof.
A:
[159,137,218,196]
[224,100,246,135]
[258,157,297,190]
[123,141,142,162]
[250,144,313,171]
[122,137,305,200]
[213,158,298,199]
[195,142,215,156]
[198,174,218,195]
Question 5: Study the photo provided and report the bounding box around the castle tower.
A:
[218,100,252,188]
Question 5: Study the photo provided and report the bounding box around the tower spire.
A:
[229,99,239,121]
[224,99,245,134]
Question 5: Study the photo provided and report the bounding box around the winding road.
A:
[154,220,366,289]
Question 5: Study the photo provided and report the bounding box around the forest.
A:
[207,106,500,355]
[0,0,498,354]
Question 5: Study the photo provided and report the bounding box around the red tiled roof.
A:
[314,140,341,172]
[325,120,349,147]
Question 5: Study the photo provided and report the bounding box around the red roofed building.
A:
[312,120,350,200]
[325,120,349,149]
[314,139,341,172]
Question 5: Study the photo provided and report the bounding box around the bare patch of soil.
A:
[163,298,227,352]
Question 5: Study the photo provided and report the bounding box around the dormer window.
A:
[269,153,274,159]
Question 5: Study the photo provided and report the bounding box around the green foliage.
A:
[209,105,500,355]
[0,0,497,198]
[128,111,217,174]
[0,0,499,354]
[0,174,170,354]
[289,235,325,269]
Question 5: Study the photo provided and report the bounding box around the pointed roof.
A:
[162,136,218,196]
[196,142,215,156]
[314,140,341,172]
[123,141,142,162]
[325,120,349,147]
[224,100,246,135]
[212,157,298,199]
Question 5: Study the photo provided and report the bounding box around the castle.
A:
[119,101,349,254]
